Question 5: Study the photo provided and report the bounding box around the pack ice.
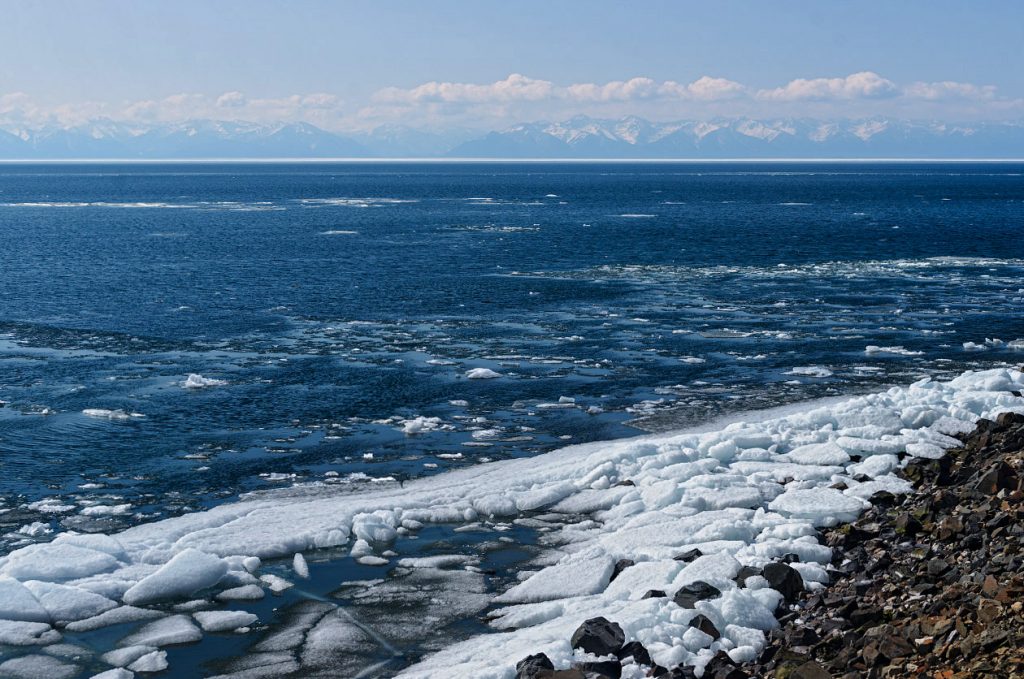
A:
[0,369,1020,678]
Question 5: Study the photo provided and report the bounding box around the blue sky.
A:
[1,0,1021,131]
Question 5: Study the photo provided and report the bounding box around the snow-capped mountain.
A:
[0,116,1021,158]
[0,119,367,158]
[449,116,1024,158]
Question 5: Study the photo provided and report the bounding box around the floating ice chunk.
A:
[82,409,144,420]
[80,504,132,516]
[768,488,865,526]
[679,356,706,364]
[0,576,51,622]
[90,669,134,679]
[782,441,850,466]
[194,610,259,632]
[0,655,77,679]
[259,574,294,592]
[26,498,75,513]
[119,615,201,647]
[465,368,501,379]
[102,645,156,667]
[864,345,923,357]
[181,374,228,389]
[962,342,987,352]
[401,416,445,435]
[397,555,473,569]
[216,584,265,601]
[23,580,117,622]
[292,553,309,579]
[495,551,614,604]
[128,650,168,673]
[122,549,227,605]
[355,556,389,566]
[352,512,398,543]
[784,366,833,378]
[0,620,60,646]
[2,542,121,582]
[63,606,164,633]
[16,522,52,537]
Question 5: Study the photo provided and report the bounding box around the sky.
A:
[1,0,1022,132]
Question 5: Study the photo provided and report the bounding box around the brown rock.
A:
[789,660,833,679]
[977,598,1002,624]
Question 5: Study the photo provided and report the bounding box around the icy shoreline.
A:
[0,369,1022,678]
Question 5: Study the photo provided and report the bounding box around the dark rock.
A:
[848,606,882,627]
[995,411,1024,427]
[734,565,762,585]
[641,589,667,599]
[673,581,721,608]
[662,668,696,679]
[894,513,923,535]
[781,553,802,564]
[975,461,1018,494]
[614,479,635,487]
[877,634,914,660]
[517,653,555,679]
[785,627,820,646]
[763,562,804,601]
[869,490,898,506]
[536,671,586,679]
[789,661,833,679]
[609,559,634,582]
[865,555,891,575]
[688,613,720,639]
[673,548,703,562]
[570,617,625,657]
[709,669,748,679]
[616,640,652,666]
[574,660,621,679]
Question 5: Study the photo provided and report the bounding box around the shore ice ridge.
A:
[0,368,1020,678]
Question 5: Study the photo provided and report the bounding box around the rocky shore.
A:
[515,411,1024,679]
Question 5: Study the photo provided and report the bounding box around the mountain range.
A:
[1,116,1022,159]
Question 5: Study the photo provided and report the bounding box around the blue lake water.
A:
[1,161,1023,550]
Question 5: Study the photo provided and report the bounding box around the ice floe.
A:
[180,373,228,389]
[0,369,1019,677]
[466,368,502,379]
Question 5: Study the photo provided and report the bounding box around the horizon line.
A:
[1,157,1024,164]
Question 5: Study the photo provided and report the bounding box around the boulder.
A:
[517,653,554,679]
[673,581,722,608]
[763,562,803,601]
[570,617,625,657]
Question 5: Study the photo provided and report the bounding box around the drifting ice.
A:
[0,369,1020,678]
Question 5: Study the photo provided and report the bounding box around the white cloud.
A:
[757,71,899,101]
[683,76,747,101]
[216,91,247,108]
[374,74,555,104]
[904,80,997,101]
[374,74,746,106]
[0,71,1015,133]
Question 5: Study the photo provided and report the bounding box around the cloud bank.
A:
[1,71,1019,133]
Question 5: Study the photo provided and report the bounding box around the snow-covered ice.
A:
[0,368,1019,677]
